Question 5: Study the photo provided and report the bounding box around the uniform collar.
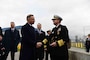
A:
[55,23,61,28]
[47,34,50,36]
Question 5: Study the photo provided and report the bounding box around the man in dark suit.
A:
[85,34,90,52]
[2,22,20,60]
[36,23,45,60]
[49,15,70,60]
[19,14,43,60]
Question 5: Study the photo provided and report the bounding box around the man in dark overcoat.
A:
[2,22,20,60]
[19,14,43,60]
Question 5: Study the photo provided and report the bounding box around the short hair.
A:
[26,14,34,20]
[88,34,90,36]
[37,23,41,25]
[10,22,14,23]
[10,22,15,24]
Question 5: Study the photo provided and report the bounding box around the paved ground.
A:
[7,52,50,60]
[7,52,20,60]
[7,47,90,60]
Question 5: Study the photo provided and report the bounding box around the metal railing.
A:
[71,42,85,48]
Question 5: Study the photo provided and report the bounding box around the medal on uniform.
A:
[51,37,54,43]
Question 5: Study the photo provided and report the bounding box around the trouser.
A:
[36,53,44,60]
[0,55,5,60]
[0,51,5,60]
[36,58,43,60]
[50,55,68,60]
[36,47,44,60]
[86,46,90,52]
[45,51,48,60]
[4,51,15,60]
[85,41,90,52]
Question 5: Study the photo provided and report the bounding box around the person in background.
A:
[2,22,20,60]
[0,27,5,60]
[44,30,52,60]
[0,35,5,60]
[19,14,43,60]
[85,34,90,52]
[36,23,45,60]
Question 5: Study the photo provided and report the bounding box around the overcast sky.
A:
[0,0,90,38]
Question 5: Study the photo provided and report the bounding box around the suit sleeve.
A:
[16,30,20,45]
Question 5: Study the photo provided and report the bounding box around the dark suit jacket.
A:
[2,28,20,52]
[85,38,90,48]
[19,23,37,60]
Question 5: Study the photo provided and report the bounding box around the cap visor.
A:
[52,19,56,20]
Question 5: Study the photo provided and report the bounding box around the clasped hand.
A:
[50,42,57,47]
[36,42,42,48]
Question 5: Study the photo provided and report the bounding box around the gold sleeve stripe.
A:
[57,39,65,47]
[42,38,48,44]
[44,45,47,48]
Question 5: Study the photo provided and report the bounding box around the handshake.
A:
[36,42,43,48]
